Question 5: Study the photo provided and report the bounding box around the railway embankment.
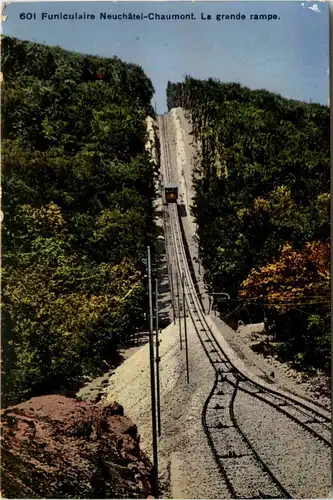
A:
[100,115,231,498]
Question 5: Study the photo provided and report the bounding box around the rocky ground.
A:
[233,322,331,409]
[2,395,153,499]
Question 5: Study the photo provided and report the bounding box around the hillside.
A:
[1,36,157,407]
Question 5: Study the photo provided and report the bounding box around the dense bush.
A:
[2,37,157,405]
[167,77,330,373]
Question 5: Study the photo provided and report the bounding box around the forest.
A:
[2,36,157,406]
[167,77,330,374]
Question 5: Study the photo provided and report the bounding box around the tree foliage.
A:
[2,36,156,405]
[240,241,330,307]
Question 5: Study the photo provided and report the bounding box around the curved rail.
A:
[159,114,331,498]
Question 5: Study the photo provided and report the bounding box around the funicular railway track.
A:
[158,115,331,498]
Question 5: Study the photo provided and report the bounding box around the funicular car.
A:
[163,181,178,204]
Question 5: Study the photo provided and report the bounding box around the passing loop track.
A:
[158,115,331,498]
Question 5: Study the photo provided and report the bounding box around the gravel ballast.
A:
[234,390,331,498]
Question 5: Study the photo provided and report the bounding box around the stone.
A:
[2,395,152,498]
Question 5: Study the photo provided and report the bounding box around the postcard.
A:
[1,2,330,498]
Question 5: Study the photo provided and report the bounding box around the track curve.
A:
[158,113,331,498]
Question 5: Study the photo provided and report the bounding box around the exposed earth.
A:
[2,395,153,499]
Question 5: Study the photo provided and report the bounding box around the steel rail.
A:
[159,114,331,497]
[160,116,293,498]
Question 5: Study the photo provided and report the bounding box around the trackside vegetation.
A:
[166,77,330,374]
[2,36,157,406]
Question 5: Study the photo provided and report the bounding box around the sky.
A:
[2,1,329,113]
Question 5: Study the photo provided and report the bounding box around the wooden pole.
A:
[182,273,190,384]
[147,247,158,497]
[155,278,161,437]
[177,272,182,350]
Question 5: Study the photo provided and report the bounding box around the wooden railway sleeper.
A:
[219,451,252,459]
